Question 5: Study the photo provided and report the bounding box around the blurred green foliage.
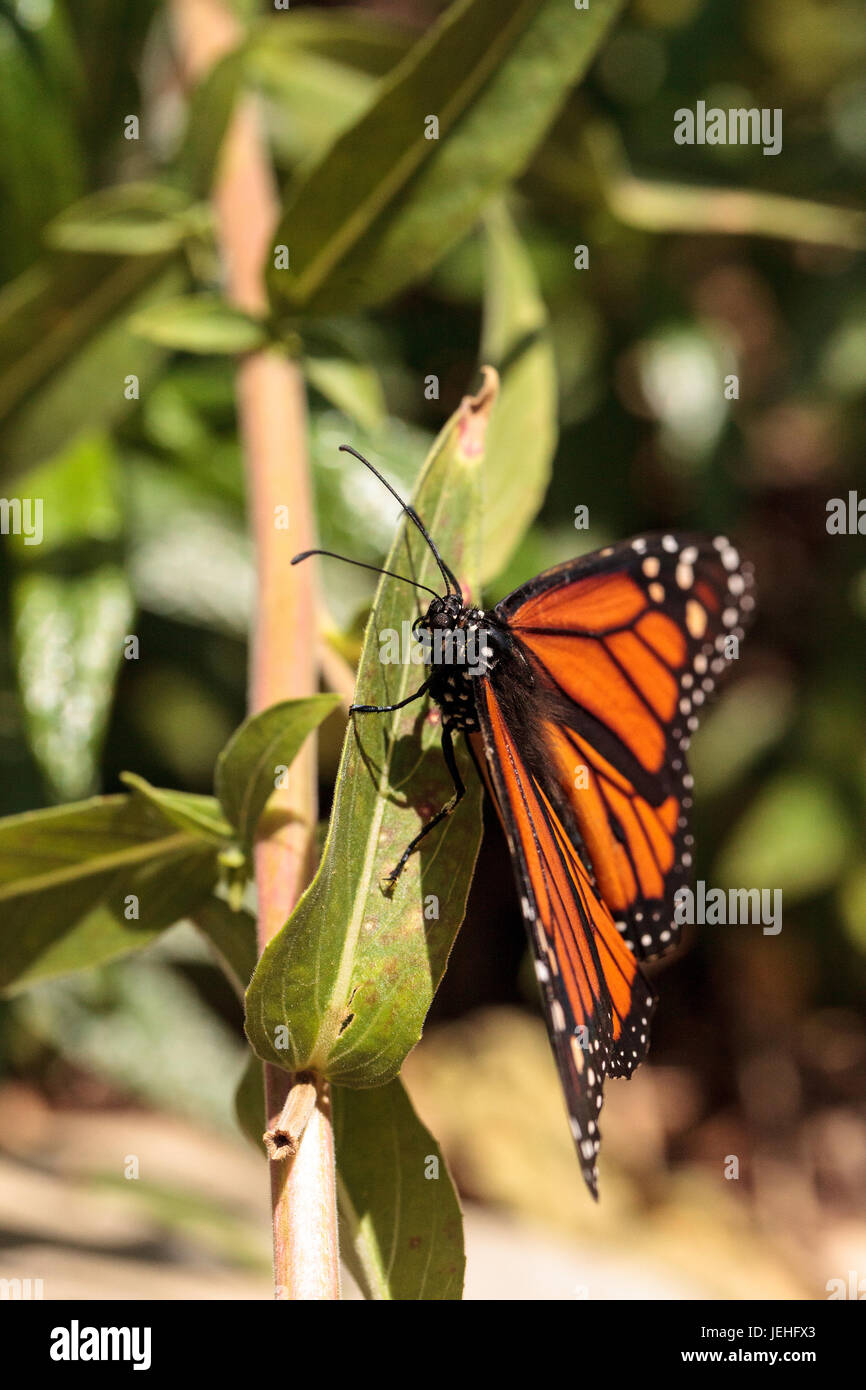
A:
[0,0,864,1291]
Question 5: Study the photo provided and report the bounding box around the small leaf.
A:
[130,295,269,354]
[216,695,342,849]
[178,46,248,196]
[334,1079,464,1300]
[479,201,557,581]
[715,772,853,904]
[179,11,410,193]
[14,570,133,802]
[120,773,234,844]
[9,435,133,801]
[253,9,411,76]
[308,409,434,624]
[234,1050,267,1153]
[839,864,866,956]
[0,795,219,991]
[7,432,123,556]
[45,183,205,256]
[253,38,380,170]
[266,0,625,314]
[192,896,258,998]
[245,373,493,1086]
[689,674,795,798]
[583,120,866,252]
[305,355,386,434]
[0,11,86,274]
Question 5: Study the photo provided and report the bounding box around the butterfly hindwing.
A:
[494,533,755,960]
[471,681,657,1197]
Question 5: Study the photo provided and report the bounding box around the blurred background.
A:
[1,0,865,1299]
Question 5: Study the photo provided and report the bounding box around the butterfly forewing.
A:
[494,533,755,961]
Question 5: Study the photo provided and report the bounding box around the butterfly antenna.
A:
[338,445,463,601]
[291,549,441,599]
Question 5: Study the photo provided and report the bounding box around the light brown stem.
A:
[171,0,340,1300]
[264,1073,317,1160]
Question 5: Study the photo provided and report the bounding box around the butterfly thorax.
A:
[416,595,508,733]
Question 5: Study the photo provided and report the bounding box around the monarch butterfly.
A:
[294,446,755,1197]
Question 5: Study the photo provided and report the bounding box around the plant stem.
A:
[263,1073,317,1159]
[171,0,340,1300]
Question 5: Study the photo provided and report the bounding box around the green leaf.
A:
[8,432,122,556]
[253,38,382,171]
[305,355,386,433]
[178,45,248,196]
[119,773,234,844]
[234,1050,267,1153]
[266,0,625,314]
[14,569,133,801]
[179,11,411,190]
[0,795,220,992]
[714,772,853,905]
[45,183,207,256]
[130,295,269,354]
[245,374,493,1086]
[479,201,557,582]
[215,695,342,850]
[0,5,86,275]
[253,10,412,75]
[689,674,796,798]
[308,408,433,587]
[192,897,259,999]
[582,120,866,252]
[9,435,133,801]
[839,863,866,956]
[334,1079,464,1300]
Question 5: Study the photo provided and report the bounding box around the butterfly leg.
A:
[384,723,465,891]
[350,677,431,715]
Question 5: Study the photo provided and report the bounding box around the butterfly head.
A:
[414,594,496,656]
[414,593,465,635]
[415,598,516,698]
